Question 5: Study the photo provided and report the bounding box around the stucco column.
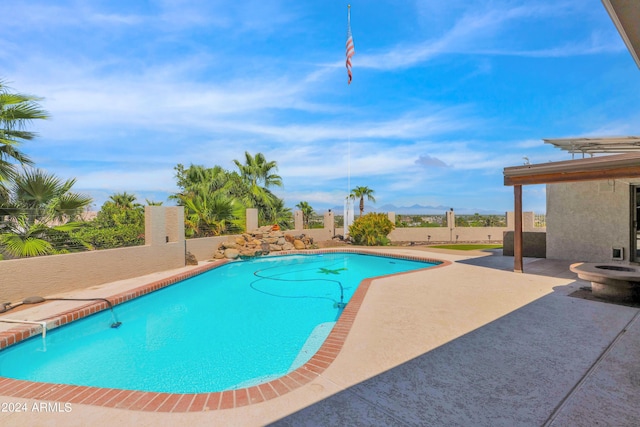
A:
[324,210,335,238]
[294,210,304,230]
[387,212,395,224]
[145,206,167,246]
[246,208,258,232]
[446,209,455,242]
[514,185,523,273]
[164,206,185,243]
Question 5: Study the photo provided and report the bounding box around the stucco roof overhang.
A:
[602,0,640,68]
[503,152,640,186]
[543,136,640,155]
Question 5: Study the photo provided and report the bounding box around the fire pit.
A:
[570,262,640,302]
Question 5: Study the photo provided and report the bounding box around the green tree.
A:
[109,192,139,210]
[268,197,293,230]
[172,155,289,233]
[233,152,283,225]
[72,193,148,249]
[349,213,395,246]
[179,192,245,237]
[295,201,315,229]
[0,80,49,186]
[349,186,376,217]
[172,163,246,236]
[0,169,92,257]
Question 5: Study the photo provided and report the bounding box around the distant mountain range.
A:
[326,204,505,215]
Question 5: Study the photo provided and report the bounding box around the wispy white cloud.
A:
[354,1,622,71]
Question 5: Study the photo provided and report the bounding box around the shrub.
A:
[349,213,395,246]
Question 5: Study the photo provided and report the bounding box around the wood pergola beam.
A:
[504,165,640,186]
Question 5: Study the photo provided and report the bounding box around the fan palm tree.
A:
[232,152,285,226]
[0,80,49,184]
[295,201,315,229]
[267,197,293,229]
[0,169,92,257]
[13,169,92,223]
[349,186,376,217]
[233,152,283,208]
[233,152,282,189]
[178,191,245,237]
[109,192,139,210]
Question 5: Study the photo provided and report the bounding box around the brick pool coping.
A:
[0,248,450,412]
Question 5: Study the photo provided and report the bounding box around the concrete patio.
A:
[1,247,639,426]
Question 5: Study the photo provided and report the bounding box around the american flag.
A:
[346,6,355,85]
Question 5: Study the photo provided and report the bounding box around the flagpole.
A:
[347,4,352,198]
[344,4,355,237]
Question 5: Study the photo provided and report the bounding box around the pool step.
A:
[288,321,336,372]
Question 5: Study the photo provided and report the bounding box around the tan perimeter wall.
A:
[0,243,185,304]
[389,226,509,243]
[1,206,186,304]
[546,180,631,262]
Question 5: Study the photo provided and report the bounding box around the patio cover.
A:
[544,136,640,157]
[503,153,640,272]
[602,0,640,69]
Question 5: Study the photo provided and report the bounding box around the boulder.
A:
[185,251,198,265]
[293,239,306,250]
[282,242,295,251]
[221,240,237,249]
[224,248,240,259]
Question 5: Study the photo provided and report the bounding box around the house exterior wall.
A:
[546,180,631,262]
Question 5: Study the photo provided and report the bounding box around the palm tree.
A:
[233,152,284,226]
[179,192,245,237]
[0,80,49,184]
[233,152,282,190]
[13,169,92,223]
[295,201,315,229]
[109,192,139,210]
[0,169,92,257]
[349,186,376,217]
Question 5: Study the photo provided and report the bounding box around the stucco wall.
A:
[389,227,507,243]
[185,236,229,261]
[547,180,631,262]
[1,207,186,304]
[0,243,186,304]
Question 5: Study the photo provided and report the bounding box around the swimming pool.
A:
[0,252,440,394]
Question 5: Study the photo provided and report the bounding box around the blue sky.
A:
[1,0,639,214]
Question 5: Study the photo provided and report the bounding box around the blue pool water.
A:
[0,252,438,393]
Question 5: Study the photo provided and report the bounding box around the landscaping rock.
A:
[185,251,198,265]
[224,248,240,259]
[221,240,237,249]
[211,228,314,259]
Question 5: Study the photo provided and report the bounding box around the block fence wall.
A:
[1,207,185,304]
